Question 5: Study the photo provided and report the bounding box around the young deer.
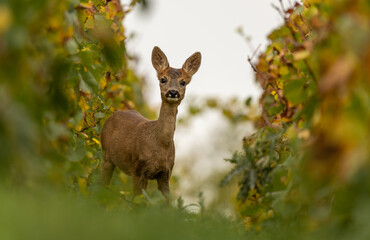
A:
[100,46,201,199]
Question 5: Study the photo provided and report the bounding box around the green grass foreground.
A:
[0,188,245,240]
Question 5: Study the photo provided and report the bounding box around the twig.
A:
[248,43,262,62]
[247,58,270,87]
[279,0,286,13]
[263,111,273,127]
[271,3,286,20]
[79,125,93,133]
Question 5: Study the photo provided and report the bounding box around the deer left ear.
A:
[152,46,169,74]
[182,52,201,78]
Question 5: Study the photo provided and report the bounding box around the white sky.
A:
[123,0,290,107]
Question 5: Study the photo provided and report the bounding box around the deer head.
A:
[152,46,201,105]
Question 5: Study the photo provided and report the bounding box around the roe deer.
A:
[100,46,201,199]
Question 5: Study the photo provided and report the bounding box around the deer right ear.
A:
[152,46,169,74]
[182,52,201,78]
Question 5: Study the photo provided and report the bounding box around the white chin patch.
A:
[167,97,179,103]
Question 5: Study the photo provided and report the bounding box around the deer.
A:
[100,46,201,200]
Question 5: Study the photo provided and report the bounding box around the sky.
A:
[123,0,290,107]
[121,0,293,209]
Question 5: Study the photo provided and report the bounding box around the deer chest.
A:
[135,144,174,179]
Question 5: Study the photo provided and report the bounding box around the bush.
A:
[223,0,370,237]
[0,0,153,191]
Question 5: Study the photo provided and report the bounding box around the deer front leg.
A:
[101,160,115,185]
[132,174,148,198]
[157,171,170,199]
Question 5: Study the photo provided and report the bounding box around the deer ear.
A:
[152,46,169,74]
[182,52,201,77]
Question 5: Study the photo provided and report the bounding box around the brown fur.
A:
[100,46,201,198]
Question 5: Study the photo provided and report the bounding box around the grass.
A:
[0,186,245,240]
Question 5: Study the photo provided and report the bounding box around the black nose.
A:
[166,90,180,98]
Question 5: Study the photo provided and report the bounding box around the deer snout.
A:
[165,90,180,99]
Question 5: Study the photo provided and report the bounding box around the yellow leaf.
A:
[0,5,12,34]
[110,83,124,92]
[75,124,83,132]
[277,81,284,89]
[271,90,278,101]
[77,1,96,16]
[279,66,289,76]
[100,77,107,90]
[281,117,291,123]
[105,2,117,20]
[84,112,94,126]
[79,96,90,112]
[79,1,94,9]
[114,34,125,44]
[92,138,101,145]
[85,15,95,29]
[293,50,310,61]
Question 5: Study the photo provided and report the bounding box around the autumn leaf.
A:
[79,96,90,112]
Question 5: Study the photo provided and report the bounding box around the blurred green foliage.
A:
[0,0,246,238]
[0,187,246,240]
[222,0,370,237]
[0,0,153,191]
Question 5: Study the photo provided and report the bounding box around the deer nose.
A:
[166,90,180,98]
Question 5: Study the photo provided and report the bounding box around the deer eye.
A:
[180,80,186,86]
[160,78,167,84]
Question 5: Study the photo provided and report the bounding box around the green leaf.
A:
[94,112,105,118]
[284,79,307,105]
[268,103,285,116]
[245,97,252,106]
[268,26,290,41]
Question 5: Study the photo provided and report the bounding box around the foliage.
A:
[0,0,246,239]
[0,0,153,193]
[222,0,370,237]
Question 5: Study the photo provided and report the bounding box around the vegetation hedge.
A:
[222,0,370,237]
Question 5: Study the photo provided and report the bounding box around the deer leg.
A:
[132,174,148,198]
[157,171,170,199]
[101,160,115,185]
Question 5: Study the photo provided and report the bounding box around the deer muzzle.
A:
[165,90,180,102]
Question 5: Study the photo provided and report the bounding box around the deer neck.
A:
[157,101,178,145]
